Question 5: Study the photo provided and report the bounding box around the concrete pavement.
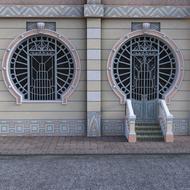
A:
[0,155,190,190]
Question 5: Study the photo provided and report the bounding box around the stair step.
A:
[136,127,161,131]
[136,131,162,136]
[136,124,163,142]
[137,137,164,142]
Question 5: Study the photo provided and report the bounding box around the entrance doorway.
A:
[112,35,177,124]
[132,53,158,123]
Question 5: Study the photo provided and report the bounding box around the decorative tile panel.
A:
[60,120,85,136]
[102,120,124,136]
[173,119,189,135]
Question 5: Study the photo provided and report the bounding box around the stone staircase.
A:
[136,123,164,142]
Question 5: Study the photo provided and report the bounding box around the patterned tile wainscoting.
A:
[173,119,190,136]
[102,120,125,136]
[102,119,190,136]
[0,120,86,136]
[0,119,189,136]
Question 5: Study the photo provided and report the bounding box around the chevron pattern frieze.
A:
[104,6,190,18]
[84,4,104,17]
[0,5,189,18]
[0,5,84,17]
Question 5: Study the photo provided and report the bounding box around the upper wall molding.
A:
[0,5,190,18]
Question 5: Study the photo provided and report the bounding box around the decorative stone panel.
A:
[84,4,104,17]
[87,112,101,136]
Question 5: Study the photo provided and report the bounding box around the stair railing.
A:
[159,99,174,142]
[125,99,136,142]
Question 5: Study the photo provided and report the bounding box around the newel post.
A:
[125,100,136,142]
[165,117,174,142]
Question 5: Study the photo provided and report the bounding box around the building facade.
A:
[0,0,189,142]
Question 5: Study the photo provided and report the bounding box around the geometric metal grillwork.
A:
[113,35,177,101]
[10,34,75,101]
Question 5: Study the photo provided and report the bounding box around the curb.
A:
[0,153,190,157]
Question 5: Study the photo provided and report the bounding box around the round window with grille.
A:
[112,35,177,100]
[3,32,80,103]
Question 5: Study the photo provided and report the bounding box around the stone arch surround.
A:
[2,29,81,104]
[107,30,184,104]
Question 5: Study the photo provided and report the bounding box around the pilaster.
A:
[85,0,103,137]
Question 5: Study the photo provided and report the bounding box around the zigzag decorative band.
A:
[104,6,190,18]
[0,5,189,18]
[0,5,84,17]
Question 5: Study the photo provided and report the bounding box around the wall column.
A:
[85,0,104,136]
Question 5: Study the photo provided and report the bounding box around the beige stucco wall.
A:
[0,18,87,120]
[102,19,190,120]
[0,17,189,135]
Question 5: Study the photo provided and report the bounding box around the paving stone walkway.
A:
[0,136,189,155]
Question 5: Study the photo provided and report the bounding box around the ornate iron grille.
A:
[10,35,75,101]
[113,35,177,100]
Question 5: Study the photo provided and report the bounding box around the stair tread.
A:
[137,133,162,136]
[136,128,161,130]
[137,135,163,138]
[137,139,164,142]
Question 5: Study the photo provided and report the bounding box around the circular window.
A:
[6,33,78,102]
[112,35,177,100]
